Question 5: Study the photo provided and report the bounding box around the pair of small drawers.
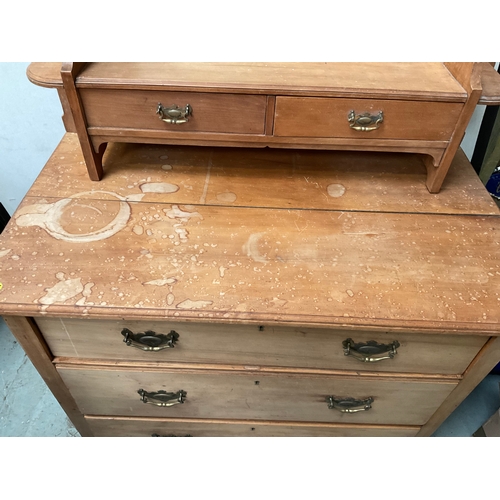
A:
[36,317,486,436]
[80,89,462,141]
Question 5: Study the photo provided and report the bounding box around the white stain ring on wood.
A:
[243,232,268,263]
[15,191,131,243]
[327,184,346,198]
[139,182,179,194]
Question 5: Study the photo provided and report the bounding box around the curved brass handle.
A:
[348,110,383,131]
[121,328,179,351]
[156,103,192,124]
[138,389,186,407]
[327,396,373,413]
[343,338,400,363]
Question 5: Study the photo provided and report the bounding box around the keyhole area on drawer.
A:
[254,381,260,385]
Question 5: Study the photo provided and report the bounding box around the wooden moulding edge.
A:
[85,414,421,431]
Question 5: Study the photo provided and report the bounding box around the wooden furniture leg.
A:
[3,316,93,437]
[425,63,483,193]
[60,62,105,180]
[417,336,500,436]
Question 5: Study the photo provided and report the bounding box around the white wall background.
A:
[0,62,489,216]
[0,62,65,216]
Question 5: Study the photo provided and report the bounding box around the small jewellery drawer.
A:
[79,89,267,134]
[57,365,457,425]
[86,416,419,437]
[37,318,487,376]
[274,97,463,141]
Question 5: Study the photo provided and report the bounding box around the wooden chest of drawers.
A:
[1,134,499,437]
[27,62,500,193]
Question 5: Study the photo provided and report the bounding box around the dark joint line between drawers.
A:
[85,414,422,431]
[53,357,462,382]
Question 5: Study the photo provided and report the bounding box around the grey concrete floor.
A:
[0,317,79,437]
[1,315,498,437]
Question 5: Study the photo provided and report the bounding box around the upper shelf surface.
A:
[28,62,472,101]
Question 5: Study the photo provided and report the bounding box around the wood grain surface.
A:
[74,63,468,101]
[80,89,267,134]
[274,97,462,141]
[0,134,498,333]
[478,62,500,105]
[86,415,419,437]
[57,364,457,425]
[10,134,500,214]
[36,317,486,376]
[28,62,500,103]
[26,63,466,99]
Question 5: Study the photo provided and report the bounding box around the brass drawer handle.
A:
[121,328,179,351]
[138,389,187,407]
[343,338,400,363]
[156,103,192,124]
[348,110,383,131]
[327,396,374,413]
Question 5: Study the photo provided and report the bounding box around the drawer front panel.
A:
[274,97,463,141]
[58,366,457,425]
[80,89,267,134]
[86,416,419,437]
[38,318,487,376]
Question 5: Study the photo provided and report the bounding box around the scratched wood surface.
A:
[0,134,499,333]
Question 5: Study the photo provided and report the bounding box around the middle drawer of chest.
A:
[56,364,457,426]
[37,317,486,376]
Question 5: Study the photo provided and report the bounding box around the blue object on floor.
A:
[485,166,500,199]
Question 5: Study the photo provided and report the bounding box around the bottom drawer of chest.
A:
[57,365,457,426]
[86,416,420,437]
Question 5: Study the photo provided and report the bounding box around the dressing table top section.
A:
[27,62,467,100]
[27,62,500,104]
[72,63,469,100]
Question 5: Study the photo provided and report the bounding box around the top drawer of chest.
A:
[36,317,487,376]
[80,89,267,135]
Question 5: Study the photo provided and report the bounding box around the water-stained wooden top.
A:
[0,133,499,333]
